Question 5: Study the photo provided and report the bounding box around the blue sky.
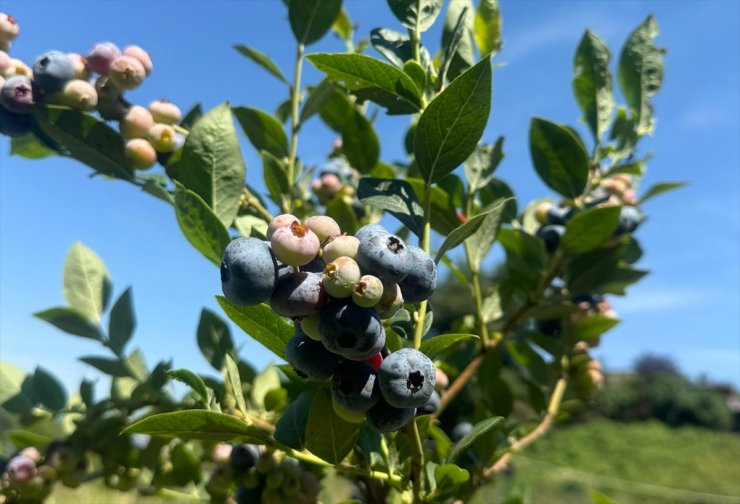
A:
[1,1,738,393]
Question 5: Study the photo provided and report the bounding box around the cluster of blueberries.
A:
[220,215,439,432]
[534,174,642,254]
[208,444,320,504]
[0,13,183,171]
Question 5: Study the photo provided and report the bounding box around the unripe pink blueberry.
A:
[304,215,340,242]
[1,75,33,113]
[20,447,42,463]
[67,53,90,80]
[7,455,36,484]
[266,213,299,240]
[270,222,321,267]
[322,234,360,263]
[120,105,154,139]
[108,55,145,90]
[149,99,181,124]
[147,123,178,152]
[124,138,157,170]
[94,76,121,100]
[322,256,361,298]
[4,57,31,78]
[352,274,384,308]
[621,188,637,205]
[376,282,404,318]
[123,45,152,76]
[60,79,98,110]
[0,50,10,75]
[87,42,121,75]
[0,13,20,43]
[299,313,322,341]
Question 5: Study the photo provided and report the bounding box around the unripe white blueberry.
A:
[120,105,154,139]
[322,256,361,298]
[123,45,152,76]
[108,55,146,90]
[5,57,31,78]
[534,200,552,225]
[0,50,10,75]
[266,213,299,240]
[304,215,340,242]
[271,222,321,267]
[148,123,178,152]
[67,53,91,80]
[299,313,322,341]
[60,79,98,110]
[124,138,156,170]
[322,234,360,263]
[352,274,384,308]
[149,99,181,124]
[0,13,20,43]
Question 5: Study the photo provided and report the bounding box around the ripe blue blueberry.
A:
[1,75,34,114]
[399,245,437,303]
[0,106,32,136]
[269,271,326,318]
[332,361,381,413]
[230,444,260,475]
[546,205,574,225]
[366,397,416,433]
[354,223,388,243]
[356,233,409,283]
[379,348,436,408]
[284,330,339,380]
[32,51,74,92]
[451,421,473,442]
[615,205,641,235]
[221,238,278,306]
[416,390,440,416]
[537,224,565,254]
[319,298,385,361]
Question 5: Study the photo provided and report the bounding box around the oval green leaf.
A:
[529,117,590,198]
[420,333,479,358]
[123,410,268,443]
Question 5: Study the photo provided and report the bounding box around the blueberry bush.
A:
[0,2,683,503]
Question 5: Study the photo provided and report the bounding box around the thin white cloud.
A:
[611,288,702,314]
[679,102,737,129]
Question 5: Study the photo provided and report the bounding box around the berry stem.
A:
[463,190,490,346]
[286,42,305,213]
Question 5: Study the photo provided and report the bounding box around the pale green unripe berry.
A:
[123,45,152,76]
[322,234,360,263]
[266,213,299,239]
[377,282,404,318]
[304,215,340,242]
[120,105,154,139]
[0,13,20,43]
[299,313,321,341]
[271,222,321,266]
[108,55,145,90]
[67,53,90,80]
[534,200,552,225]
[352,274,384,308]
[4,57,31,78]
[149,99,181,124]
[148,123,178,152]
[60,79,98,110]
[322,256,361,298]
[124,138,156,170]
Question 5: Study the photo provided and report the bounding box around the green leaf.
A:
[420,333,478,358]
[34,307,104,341]
[233,45,288,84]
[618,16,666,136]
[305,388,359,464]
[251,366,281,410]
[167,369,210,408]
[441,0,474,82]
[7,430,53,450]
[307,53,422,114]
[123,410,268,443]
[370,28,414,67]
[386,0,443,32]
[464,137,505,194]
[80,356,133,378]
[274,390,312,450]
[225,354,248,416]
[403,60,427,93]
[332,9,353,42]
[415,56,492,184]
[11,134,57,159]
[591,490,618,504]
[319,88,379,173]
[289,0,343,45]
[216,296,293,358]
[479,178,517,222]
[33,106,135,181]
[600,266,649,295]
[434,198,511,263]
[565,245,623,295]
[562,206,621,253]
[262,150,290,207]
[300,80,337,125]
[174,188,231,267]
[405,178,462,236]
[0,363,26,405]
[466,197,507,267]
[639,181,687,204]
[178,103,246,227]
[358,178,423,236]
[325,194,360,235]
[171,443,202,486]
[474,0,502,56]
[62,242,110,323]
[197,308,234,371]
[573,314,619,341]
[32,367,67,411]
[179,103,203,130]
[108,287,135,356]
[434,464,470,496]
[446,417,503,463]
[573,30,614,141]
[497,227,547,270]
[529,117,590,198]
[232,106,289,158]
[141,178,174,204]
